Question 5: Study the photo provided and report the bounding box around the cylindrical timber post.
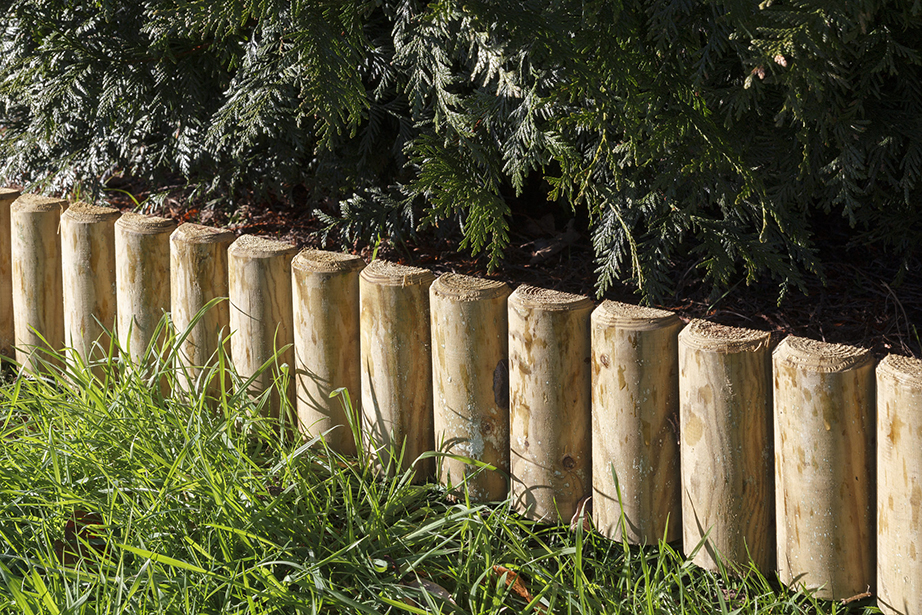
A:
[228,235,297,423]
[170,223,234,393]
[61,203,120,367]
[679,320,774,573]
[430,273,511,502]
[291,249,364,454]
[508,285,593,523]
[359,260,436,478]
[773,336,875,600]
[877,354,922,615]
[10,194,67,372]
[591,300,682,543]
[0,188,21,361]
[115,213,177,363]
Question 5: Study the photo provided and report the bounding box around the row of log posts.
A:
[6,194,922,610]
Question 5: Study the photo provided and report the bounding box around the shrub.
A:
[2,1,921,301]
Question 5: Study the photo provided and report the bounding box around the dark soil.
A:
[102,179,922,361]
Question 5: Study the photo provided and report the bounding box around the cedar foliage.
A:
[1,1,921,301]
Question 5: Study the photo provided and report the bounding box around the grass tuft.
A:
[0,320,880,614]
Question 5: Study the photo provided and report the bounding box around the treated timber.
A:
[0,188,21,360]
[679,320,774,574]
[877,354,922,615]
[508,285,593,523]
[115,213,176,363]
[10,194,67,372]
[773,336,875,601]
[360,260,436,478]
[291,249,365,454]
[170,223,234,394]
[228,235,297,422]
[430,273,511,502]
[61,202,120,369]
[591,300,682,543]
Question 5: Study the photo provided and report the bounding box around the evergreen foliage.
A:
[2,1,921,300]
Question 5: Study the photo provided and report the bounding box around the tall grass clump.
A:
[0,318,879,613]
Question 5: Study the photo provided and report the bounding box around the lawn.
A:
[0,338,877,614]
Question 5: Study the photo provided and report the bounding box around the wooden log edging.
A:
[591,300,682,544]
[508,285,593,523]
[61,202,120,368]
[115,212,177,363]
[170,223,234,393]
[773,336,875,601]
[877,354,922,615]
[0,188,21,360]
[292,249,364,454]
[431,272,511,502]
[360,259,436,478]
[228,235,297,422]
[679,320,774,574]
[10,194,67,373]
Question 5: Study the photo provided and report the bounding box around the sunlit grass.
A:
[0,316,880,614]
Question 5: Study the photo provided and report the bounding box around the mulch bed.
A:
[100,180,922,361]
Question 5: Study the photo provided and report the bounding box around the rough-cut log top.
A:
[592,299,681,331]
[360,259,435,287]
[0,188,21,200]
[679,319,770,353]
[10,193,68,213]
[508,284,593,312]
[228,234,297,259]
[292,249,365,274]
[877,353,922,387]
[171,223,235,245]
[61,201,120,224]
[116,212,177,235]
[773,335,873,373]
[431,272,510,302]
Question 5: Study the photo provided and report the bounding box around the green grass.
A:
[0,329,880,614]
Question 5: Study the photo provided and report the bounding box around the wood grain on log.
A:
[508,285,593,523]
[592,300,682,543]
[292,249,364,454]
[774,336,875,600]
[431,273,511,502]
[360,260,436,478]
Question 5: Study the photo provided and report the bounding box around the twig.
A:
[839,586,872,605]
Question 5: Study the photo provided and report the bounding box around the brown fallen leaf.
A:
[492,565,548,614]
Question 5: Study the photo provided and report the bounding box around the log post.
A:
[61,203,120,368]
[10,194,67,372]
[591,300,682,543]
[0,188,21,361]
[228,235,297,423]
[291,249,364,454]
[679,320,774,574]
[430,273,511,502]
[359,260,436,478]
[877,354,922,615]
[170,223,234,394]
[115,213,176,363]
[508,285,593,523]
[773,336,875,600]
